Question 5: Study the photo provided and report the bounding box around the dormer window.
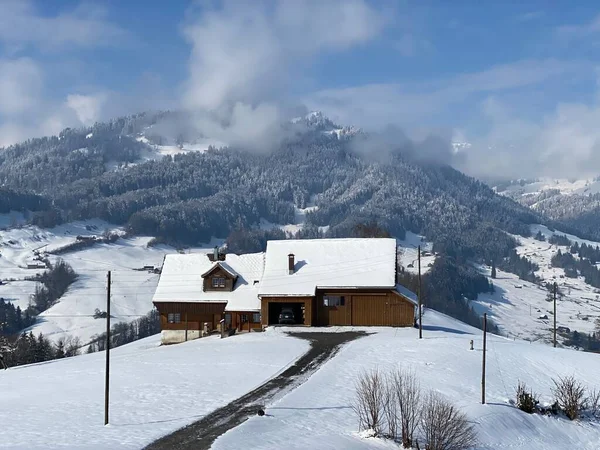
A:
[212,277,226,288]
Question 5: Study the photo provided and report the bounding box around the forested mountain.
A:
[0,111,547,266]
[496,178,600,242]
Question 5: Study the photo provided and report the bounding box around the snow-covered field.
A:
[396,231,436,275]
[473,224,600,343]
[0,331,309,450]
[214,311,600,450]
[497,177,600,197]
[0,218,221,344]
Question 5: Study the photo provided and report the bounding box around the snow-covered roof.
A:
[259,238,397,297]
[394,284,418,306]
[152,252,264,312]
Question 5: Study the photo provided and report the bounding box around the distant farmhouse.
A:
[152,238,417,344]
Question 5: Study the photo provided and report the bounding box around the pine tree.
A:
[491,260,497,279]
[55,339,65,359]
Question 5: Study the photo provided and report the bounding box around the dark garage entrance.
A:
[268,302,305,325]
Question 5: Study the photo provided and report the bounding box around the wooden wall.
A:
[315,290,414,327]
[202,267,235,292]
[154,301,226,331]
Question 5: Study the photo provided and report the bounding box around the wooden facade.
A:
[202,265,236,292]
[260,289,414,327]
[154,301,226,332]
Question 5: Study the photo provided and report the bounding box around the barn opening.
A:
[267,302,305,325]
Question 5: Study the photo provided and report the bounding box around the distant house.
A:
[153,249,264,344]
[153,238,417,344]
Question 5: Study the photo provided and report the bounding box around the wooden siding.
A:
[315,289,414,327]
[260,297,313,326]
[154,301,226,331]
[227,311,262,331]
[351,294,414,326]
[202,267,236,292]
[316,294,351,326]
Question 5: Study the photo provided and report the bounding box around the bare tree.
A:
[420,391,477,450]
[552,376,587,420]
[389,368,422,448]
[353,369,386,435]
[587,389,600,418]
[383,374,399,440]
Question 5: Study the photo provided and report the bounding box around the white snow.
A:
[396,231,436,274]
[0,331,309,450]
[153,252,264,312]
[135,136,226,160]
[0,219,223,344]
[213,310,600,450]
[259,238,397,296]
[499,178,600,197]
[472,224,600,343]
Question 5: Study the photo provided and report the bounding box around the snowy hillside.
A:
[3,310,599,449]
[0,331,308,450]
[213,312,600,450]
[0,217,221,344]
[497,177,600,198]
[472,224,600,344]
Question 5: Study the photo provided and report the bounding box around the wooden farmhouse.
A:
[152,249,264,344]
[152,238,417,344]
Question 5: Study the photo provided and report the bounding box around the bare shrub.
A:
[515,381,538,414]
[389,368,422,448]
[354,368,386,434]
[383,375,399,440]
[420,391,477,450]
[587,389,600,418]
[552,376,587,420]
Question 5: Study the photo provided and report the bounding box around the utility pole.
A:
[553,282,557,348]
[482,313,487,405]
[105,271,111,426]
[418,245,422,339]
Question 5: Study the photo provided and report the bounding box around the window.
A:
[212,277,226,288]
[225,313,232,325]
[240,314,248,323]
[167,313,181,323]
[323,295,345,307]
[252,313,261,323]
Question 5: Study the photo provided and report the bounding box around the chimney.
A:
[212,246,219,262]
[288,253,295,275]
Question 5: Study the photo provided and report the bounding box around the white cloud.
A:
[181,0,388,147]
[306,59,580,129]
[0,0,129,51]
[556,14,600,40]
[0,56,111,147]
[0,57,43,116]
[459,93,600,180]
[66,93,106,126]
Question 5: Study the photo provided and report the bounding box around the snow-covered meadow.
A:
[0,218,221,344]
[0,331,309,450]
[214,311,600,450]
[473,224,600,343]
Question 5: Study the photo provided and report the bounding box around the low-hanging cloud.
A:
[457,92,600,181]
[180,0,389,150]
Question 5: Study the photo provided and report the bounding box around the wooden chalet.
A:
[152,238,417,344]
[152,248,264,344]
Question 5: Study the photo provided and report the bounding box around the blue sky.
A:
[1,0,600,178]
